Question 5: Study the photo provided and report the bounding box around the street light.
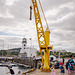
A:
[29,38,32,57]
[1,43,4,57]
[1,50,3,57]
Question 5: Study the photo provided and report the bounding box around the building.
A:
[19,38,37,58]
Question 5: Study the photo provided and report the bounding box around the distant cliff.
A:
[0,48,21,56]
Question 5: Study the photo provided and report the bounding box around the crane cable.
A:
[38,0,49,30]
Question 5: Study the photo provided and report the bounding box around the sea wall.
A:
[14,57,34,68]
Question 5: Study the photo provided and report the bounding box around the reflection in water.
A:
[0,67,29,75]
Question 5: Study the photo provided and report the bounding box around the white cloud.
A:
[60,2,74,9]
[45,1,75,20]
[0,0,75,53]
[5,0,18,6]
[45,8,59,17]
[48,12,75,24]
[0,11,14,19]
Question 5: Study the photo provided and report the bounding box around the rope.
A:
[38,0,49,30]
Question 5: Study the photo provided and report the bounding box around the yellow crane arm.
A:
[31,0,53,71]
[31,0,48,65]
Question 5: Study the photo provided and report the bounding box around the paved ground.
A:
[28,67,75,75]
[25,58,75,75]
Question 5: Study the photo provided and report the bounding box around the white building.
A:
[19,38,37,58]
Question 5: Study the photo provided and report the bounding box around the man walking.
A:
[6,66,15,75]
[63,58,65,64]
[69,55,75,70]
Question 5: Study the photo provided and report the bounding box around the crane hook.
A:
[30,6,32,20]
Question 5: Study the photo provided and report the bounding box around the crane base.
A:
[41,69,51,72]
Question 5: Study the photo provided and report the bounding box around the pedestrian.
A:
[22,73,29,75]
[68,55,75,75]
[6,66,15,75]
[68,60,71,75]
[68,67,71,75]
[51,65,55,75]
[17,71,21,75]
[69,55,75,71]
[60,62,65,75]
[63,58,65,64]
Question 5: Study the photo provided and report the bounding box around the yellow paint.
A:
[45,28,50,45]
[43,29,50,70]
[31,0,53,72]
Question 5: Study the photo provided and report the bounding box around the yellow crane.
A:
[30,0,53,72]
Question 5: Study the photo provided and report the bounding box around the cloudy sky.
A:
[0,0,75,53]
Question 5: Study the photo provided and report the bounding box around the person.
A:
[68,60,71,75]
[51,65,55,75]
[69,55,75,71]
[60,62,65,75]
[17,71,21,75]
[54,60,60,69]
[62,58,65,64]
[6,66,15,75]
[22,73,29,75]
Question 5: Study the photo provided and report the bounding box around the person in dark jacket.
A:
[69,55,75,71]
[6,67,15,75]
[63,58,65,64]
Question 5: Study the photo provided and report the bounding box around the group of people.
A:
[51,55,75,75]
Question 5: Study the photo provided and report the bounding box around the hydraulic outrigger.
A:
[30,0,53,72]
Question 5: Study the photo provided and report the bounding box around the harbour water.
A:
[0,66,29,75]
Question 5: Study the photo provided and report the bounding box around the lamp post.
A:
[29,38,32,57]
[59,50,61,61]
[2,43,4,57]
[1,50,3,57]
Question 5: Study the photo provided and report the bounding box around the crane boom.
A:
[31,0,53,71]
[32,0,46,65]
